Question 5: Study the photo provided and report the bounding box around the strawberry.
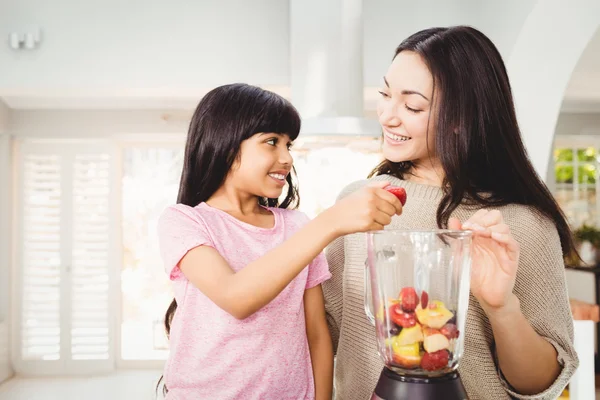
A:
[421,349,450,371]
[440,323,459,340]
[399,287,418,312]
[420,290,429,309]
[389,303,417,328]
[384,185,407,206]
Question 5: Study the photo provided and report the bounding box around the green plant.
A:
[574,224,600,248]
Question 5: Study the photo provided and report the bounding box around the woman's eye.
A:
[266,138,277,146]
[287,142,294,150]
[378,91,390,98]
[405,105,422,113]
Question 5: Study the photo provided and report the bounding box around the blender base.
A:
[371,367,468,400]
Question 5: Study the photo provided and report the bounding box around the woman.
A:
[324,26,578,400]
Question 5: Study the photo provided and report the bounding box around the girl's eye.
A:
[266,138,278,146]
[287,142,294,150]
[405,105,422,113]
[378,90,390,98]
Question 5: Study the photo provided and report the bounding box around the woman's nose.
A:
[379,102,401,127]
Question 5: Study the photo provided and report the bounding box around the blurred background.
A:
[0,0,599,399]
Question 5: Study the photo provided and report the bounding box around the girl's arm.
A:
[304,284,333,400]
[179,182,402,319]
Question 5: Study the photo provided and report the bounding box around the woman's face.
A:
[377,51,437,164]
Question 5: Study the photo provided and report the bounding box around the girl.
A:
[324,26,579,400]
[157,83,403,399]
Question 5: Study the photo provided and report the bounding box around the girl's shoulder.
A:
[157,203,209,232]
[159,203,201,220]
[271,207,311,226]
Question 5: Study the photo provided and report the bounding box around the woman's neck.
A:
[405,159,444,187]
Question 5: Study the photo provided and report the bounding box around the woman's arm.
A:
[455,210,578,398]
[488,294,562,395]
[304,285,334,400]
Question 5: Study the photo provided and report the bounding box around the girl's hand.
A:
[325,181,403,236]
[449,210,520,314]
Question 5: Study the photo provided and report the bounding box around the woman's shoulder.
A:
[497,203,557,232]
[492,203,562,253]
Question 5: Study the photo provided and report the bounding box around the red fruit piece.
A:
[389,304,417,328]
[440,323,459,340]
[399,287,418,312]
[420,291,429,309]
[384,186,407,206]
[421,350,450,371]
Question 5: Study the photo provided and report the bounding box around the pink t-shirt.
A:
[157,202,331,400]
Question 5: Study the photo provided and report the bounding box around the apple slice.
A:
[423,327,450,353]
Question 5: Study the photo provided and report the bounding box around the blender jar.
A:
[364,230,472,377]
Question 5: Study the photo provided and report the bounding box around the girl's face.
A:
[229,133,294,200]
[377,51,437,164]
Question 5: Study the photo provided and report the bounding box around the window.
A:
[553,137,600,228]
[15,141,115,375]
[120,147,183,361]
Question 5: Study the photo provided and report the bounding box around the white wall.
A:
[363,0,536,86]
[555,113,600,137]
[9,109,190,138]
[0,101,13,384]
[507,1,600,177]
[0,0,290,92]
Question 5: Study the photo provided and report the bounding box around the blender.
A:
[364,230,472,400]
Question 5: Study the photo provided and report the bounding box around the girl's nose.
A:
[280,148,293,165]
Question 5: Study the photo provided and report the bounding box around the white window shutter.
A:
[20,154,62,362]
[70,154,111,361]
[16,142,115,375]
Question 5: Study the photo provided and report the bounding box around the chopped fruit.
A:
[399,287,418,312]
[396,323,423,346]
[440,323,459,340]
[423,328,450,353]
[421,349,450,371]
[392,342,422,369]
[415,301,454,329]
[389,324,401,336]
[384,185,407,206]
[388,297,400,306]
[420,291,429,309]
[389,304,417,328]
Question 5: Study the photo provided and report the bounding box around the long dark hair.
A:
[369,26,576,258]
[158,83,301,394]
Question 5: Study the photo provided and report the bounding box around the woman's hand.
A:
[449,209,520,314]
